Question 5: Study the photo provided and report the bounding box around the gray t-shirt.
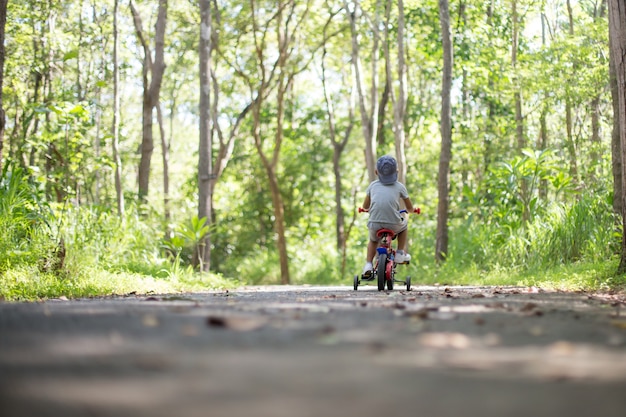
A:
[366,180,409,225]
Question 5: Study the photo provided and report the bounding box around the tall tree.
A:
[321,5,354,269]
[610,10,622,215]
[130,0,168,202]
[112,0,124,216]
[608,0,626,273]
[511,0,524,151]
[391,0,408,184]
[435,0,452,263]
[197,0,213,271]
[564,0,579,186]
[0,0,6,172]
[345,0,381,181]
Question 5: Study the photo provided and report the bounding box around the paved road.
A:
[1,285,626,417]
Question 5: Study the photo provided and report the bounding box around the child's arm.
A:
[363,194,371,210]
[403,197,415,213]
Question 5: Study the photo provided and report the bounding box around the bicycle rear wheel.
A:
[377,253,387,291]
[386,259,394,290]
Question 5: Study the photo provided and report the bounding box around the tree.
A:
[435,0,452,263]
[112,0,124,217]
[386,0,408,184]
[610,12,622,215]
[130,0,168,202]
[345,0,381,181]
[197,0,212,271]
[608,0,626,273]
[320,3,355,271]
[0,0,7,172]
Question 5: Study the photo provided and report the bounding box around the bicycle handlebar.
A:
[359,207,421,214]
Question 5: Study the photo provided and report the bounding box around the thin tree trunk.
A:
[321,13,353,267]
[512,0,523,151]
[270,8,291,284]
[512,0,529,222]
[197,0,213,271]
[394,0,408,184]
[252,95,290,283]
[538,12,549,200]
[345,0,379,181]
[0,0,7,173]
[590,96,601,183]
[610,24,622,215]
[130,0,168,202]
[565,0,579,186]
[156,103,170,234]
[436,0,452,263]
[112,0,124,216]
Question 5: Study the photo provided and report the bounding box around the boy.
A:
[362,155,415,276]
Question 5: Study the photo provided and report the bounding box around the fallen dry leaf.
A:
[419,332,471,349]
[141,314,160,327]
[206,315,267,331]
[548,341,576,356]
[180,324,199,337]
[610,320,626,330]
[520,302,538,312]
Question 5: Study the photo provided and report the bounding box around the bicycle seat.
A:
[376,228,396,239]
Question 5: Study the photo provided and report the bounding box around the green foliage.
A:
[0,163,56,272]
[1,0,623,299]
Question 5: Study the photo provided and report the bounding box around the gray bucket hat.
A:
[376,155,398,185]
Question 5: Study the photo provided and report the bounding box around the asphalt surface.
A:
[1,285,626,417]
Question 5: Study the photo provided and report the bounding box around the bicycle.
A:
[353,207,420,291]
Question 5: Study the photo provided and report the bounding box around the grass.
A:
[404,258,626,292]
[2,250,624,302]
[1,165,624,301]
[0,264,234,302]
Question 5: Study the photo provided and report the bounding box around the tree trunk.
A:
[537,12,549,200]
[321,16,353,268]
[111,0,124,217]
[0,0,7,173]
[436,0,452,263]
[610,23,623,215]
[384,0,407,183]
[252,96,290,284]
[345,0,380,182]
[565,0,579,187]
[156,103,170,234]
[590,95,601,183]
[608,0,626,273]
[130,0,168,202]
[197,0,213,271]
[512,0,523,151]
[270,27,291,285]
[512,0,529,222]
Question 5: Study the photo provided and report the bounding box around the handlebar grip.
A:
[358,207,368,213]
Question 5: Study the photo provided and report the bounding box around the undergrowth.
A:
[1,163,625,301]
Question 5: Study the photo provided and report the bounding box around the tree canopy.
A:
[0,0,623,294]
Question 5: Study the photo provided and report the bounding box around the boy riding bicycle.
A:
[362,155,416,276]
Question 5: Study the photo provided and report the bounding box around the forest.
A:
[1,0,626,300]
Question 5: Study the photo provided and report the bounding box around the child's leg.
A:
[397,229,408,253]
[366,239,378,263]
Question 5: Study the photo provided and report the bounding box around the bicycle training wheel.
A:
[353,275,359,291]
